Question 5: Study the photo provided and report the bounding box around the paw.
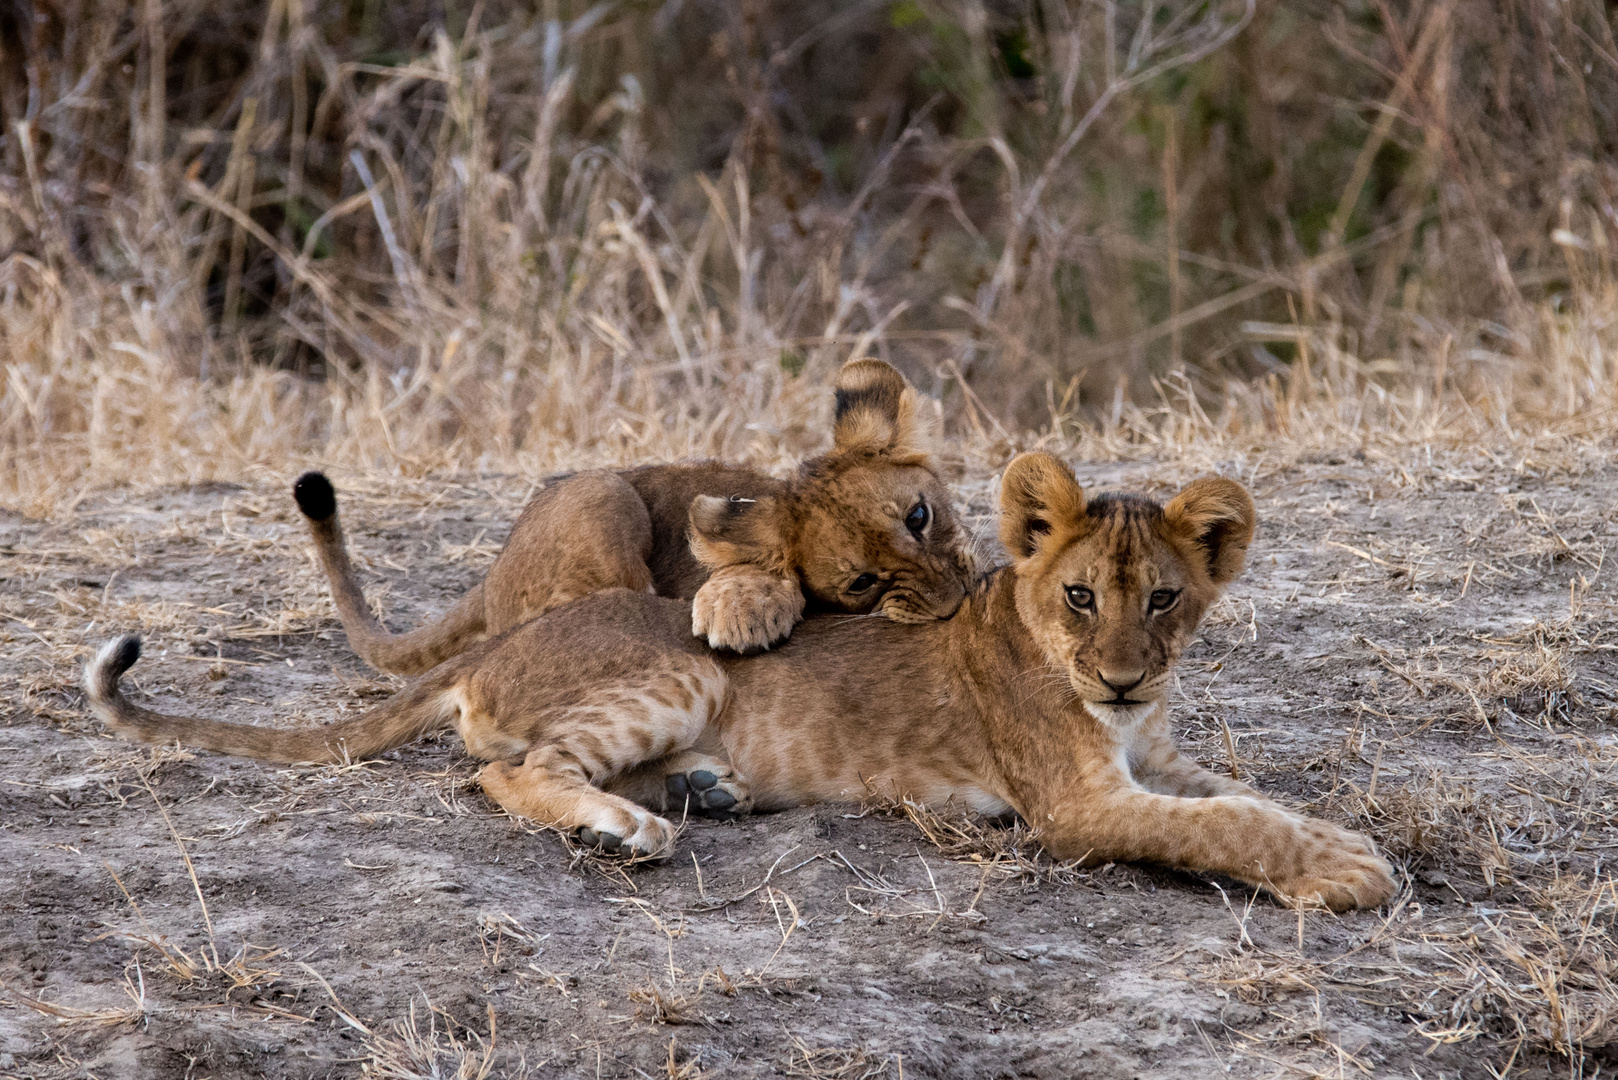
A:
[691,567,804,653]
[574,804,676,859]
[1271,819,1397,912]
[665,760,752,821]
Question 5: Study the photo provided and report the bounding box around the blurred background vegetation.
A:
[2,0,1615,495]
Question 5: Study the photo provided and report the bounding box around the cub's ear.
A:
[831,358,936,460]
[1162,478,1256,587]
[998,452,1086,561]
[688,495,788,572]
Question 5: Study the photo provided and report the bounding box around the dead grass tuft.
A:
[361,999,503,1080]
[879,796,1092,888]
[782,1036,903,1080]
[628,980,696,1026]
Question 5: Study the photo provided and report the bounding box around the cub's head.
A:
[689,358,972,623]
[998,452,1256,729]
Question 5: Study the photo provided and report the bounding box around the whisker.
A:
[823,612,886,628]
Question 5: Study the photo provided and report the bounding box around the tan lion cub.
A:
[296,358,972,674]
[86,452,1395,911]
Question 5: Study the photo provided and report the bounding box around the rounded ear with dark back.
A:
[997,452,1086,562]
[688,494,788,572]
[830,358,935,461]
[1162,478,1257,587]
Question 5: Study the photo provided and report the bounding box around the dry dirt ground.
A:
[3,442,1617,1079]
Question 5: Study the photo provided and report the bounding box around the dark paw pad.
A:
[665,768,746,821]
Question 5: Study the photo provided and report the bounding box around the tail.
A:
[294,471,488,675]
[82,635,462,764]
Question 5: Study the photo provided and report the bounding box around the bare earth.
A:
[3,443,1615,1079]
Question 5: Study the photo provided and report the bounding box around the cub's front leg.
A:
[1048,781,1397,911]
[1131,731,1261,799]
[690,564,805,652]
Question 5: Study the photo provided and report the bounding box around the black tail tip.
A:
[87,634,142,696]
[108,634,142,674]
[293,471,337,521]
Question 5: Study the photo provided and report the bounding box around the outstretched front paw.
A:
[691,566,805,653]
[665,757,752,821]
[1270,818,1397,912]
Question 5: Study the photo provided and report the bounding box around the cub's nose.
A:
[1097,669,1146,695]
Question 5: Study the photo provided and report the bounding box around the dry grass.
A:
[360,999,503,1080]
[877,795,1094,889]
[5,0,1618,517]
[1212,874,1618,1056]
[782,1037,903,1080]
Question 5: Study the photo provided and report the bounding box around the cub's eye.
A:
[904,501,930,537]
[1149,589,1180,613]
[1064,585,1094,612]
[848,573,880,594]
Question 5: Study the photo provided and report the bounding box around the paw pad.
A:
[666,769,744,820]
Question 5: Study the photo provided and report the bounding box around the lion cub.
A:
[298,358,972,673]
[86,452,1395,911]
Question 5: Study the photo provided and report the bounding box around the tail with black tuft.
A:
[82,634,465,764]
[293,471,337,522]
[293,471,488,675]
[84,634,142,710]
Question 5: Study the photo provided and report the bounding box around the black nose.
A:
[1097,670,1145,695]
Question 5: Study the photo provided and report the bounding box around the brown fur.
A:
[85,453,1395,910]
[300,358,973,674]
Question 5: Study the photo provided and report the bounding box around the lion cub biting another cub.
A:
[296,357,973,674]
[86,451,1396,911]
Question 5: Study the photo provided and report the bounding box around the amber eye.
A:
[1064,585,1094,612]
[848,573,880,594]
[904,501,930,537]
[1149,589,1180,613]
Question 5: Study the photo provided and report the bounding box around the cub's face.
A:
[687,356,973,625]
[791,460,971,623]
[998,453,1256,730]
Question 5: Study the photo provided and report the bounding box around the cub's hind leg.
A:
[477,658,727,857]
[481,471,656,636]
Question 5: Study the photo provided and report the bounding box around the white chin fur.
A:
[1082,699,1162,729]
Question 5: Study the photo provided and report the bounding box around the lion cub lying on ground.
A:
[86,452,1396,911]
[298,357,972,672]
